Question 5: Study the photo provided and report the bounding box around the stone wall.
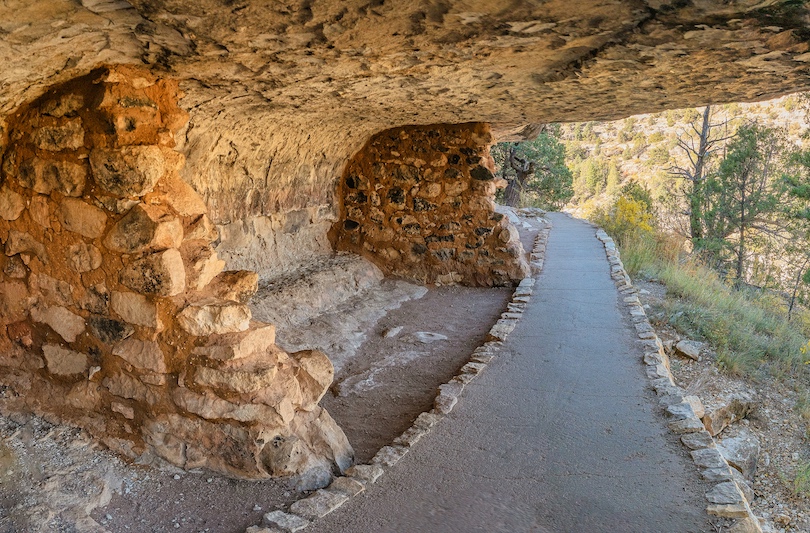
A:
[330,123,530,286]
[0,66,353,483]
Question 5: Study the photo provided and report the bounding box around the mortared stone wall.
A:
[331,123,530,286]
[0,65,353,483]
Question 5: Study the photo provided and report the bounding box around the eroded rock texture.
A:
[331,123,529,286]
[0,65,353,481]
[1,1,809,275]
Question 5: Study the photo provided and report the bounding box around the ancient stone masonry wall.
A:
[331,123,530,286]
[0,66,353,483]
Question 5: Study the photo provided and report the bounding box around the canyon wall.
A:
[1,1,809,275]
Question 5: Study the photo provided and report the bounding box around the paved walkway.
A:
[309,213,711,533]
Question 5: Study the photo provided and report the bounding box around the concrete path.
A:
[309,213,712,533]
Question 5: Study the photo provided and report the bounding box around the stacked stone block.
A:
[0,66,352,482]
[330,123,530,286]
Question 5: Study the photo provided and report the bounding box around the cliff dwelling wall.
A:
[1,0,810,484]
[331,123,529,286]
[0,65,353,482]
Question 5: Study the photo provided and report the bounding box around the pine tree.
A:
[704,124,788,283]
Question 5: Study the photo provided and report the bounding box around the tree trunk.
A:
[689,105,712,245]
[736,184,746,284]
[502,145,535,207]
[503,178,521,206]
[788,257,810,322]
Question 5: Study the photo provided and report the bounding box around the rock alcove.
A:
[0,0,809,483]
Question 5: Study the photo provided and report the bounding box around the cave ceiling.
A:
[1,0,809,219]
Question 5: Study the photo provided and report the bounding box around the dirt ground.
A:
[637,279,810,533]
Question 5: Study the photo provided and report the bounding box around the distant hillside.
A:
[560,95,810,237]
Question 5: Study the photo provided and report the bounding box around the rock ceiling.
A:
[1,0,809,221]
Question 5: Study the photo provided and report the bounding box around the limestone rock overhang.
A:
[1,1,809,224]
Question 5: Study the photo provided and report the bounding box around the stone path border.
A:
[593,226,764,533]
[243,221,552,533]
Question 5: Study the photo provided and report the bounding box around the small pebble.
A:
[253,504,262,511]
[173,474,181,480]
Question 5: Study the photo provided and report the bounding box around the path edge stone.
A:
[593,223,764,533]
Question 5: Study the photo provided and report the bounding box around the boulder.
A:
[104,203,183,253]
[717,428,760,480]
[702,391,758,436]
[675,339,703,361]
[178,300,252,336]
[120,249,186,296]
[90,145,165,197]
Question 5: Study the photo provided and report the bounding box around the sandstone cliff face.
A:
[1,1,809,274]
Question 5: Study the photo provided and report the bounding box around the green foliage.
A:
[589,182,655,246]
[648,131,665,143]
[791,462,810,497]
[616,230,810,378]
[700,124,789,280]
[605,162,621,196]
[492,124,574,209]
[647,145,670,166]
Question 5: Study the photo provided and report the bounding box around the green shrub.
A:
[591,219,810,379]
